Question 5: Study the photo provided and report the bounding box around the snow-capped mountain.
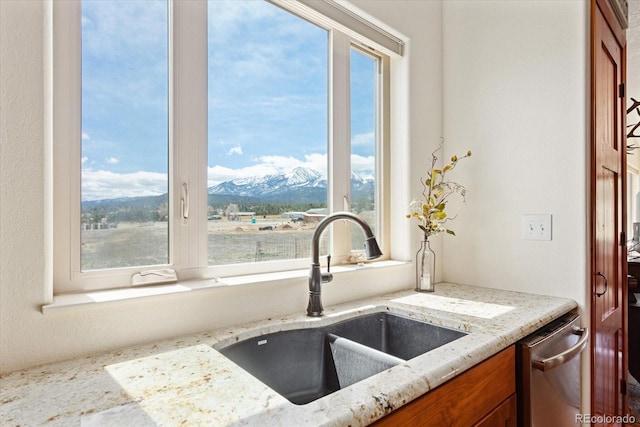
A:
[208,167,326,197]
[81,167,373,209]
[208,166,373,203]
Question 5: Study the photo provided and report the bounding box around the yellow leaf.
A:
[434,211,447,220]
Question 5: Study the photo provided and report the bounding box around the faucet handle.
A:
[321,271,333,284]
[322,254,333,284]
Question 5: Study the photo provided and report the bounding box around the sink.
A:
[219,328,404,405]
[324,312,467,360]
[220,328,339,404]
[218,312,466,405]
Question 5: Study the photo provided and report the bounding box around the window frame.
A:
[53,0,396,294]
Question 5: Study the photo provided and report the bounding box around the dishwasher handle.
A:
[532,327,589,372]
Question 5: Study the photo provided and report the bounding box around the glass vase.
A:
[415,239,436,292]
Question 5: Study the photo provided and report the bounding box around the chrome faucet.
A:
[307,211,383,317]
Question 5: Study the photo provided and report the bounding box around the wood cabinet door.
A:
[473,395,516,427]
[591,0,627,421]
[372,347,515,427]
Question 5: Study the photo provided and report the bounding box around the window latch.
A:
[131,269,178,286]
[181,183,189,220]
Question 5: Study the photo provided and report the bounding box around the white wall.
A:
[0,0,443,374]
[441,0,591,412]
[349,0,446,269]
[441,0,589,306]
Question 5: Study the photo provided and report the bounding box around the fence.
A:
[254,236,328,261]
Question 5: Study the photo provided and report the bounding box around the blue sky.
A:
[81,0,375,201]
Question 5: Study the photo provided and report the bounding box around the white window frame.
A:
[52,0,399,294]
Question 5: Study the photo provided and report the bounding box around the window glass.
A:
[80,0,169,270]
[207,0,329,265]
[58,0,391,292]
[350,48,378,250]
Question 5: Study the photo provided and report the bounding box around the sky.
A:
[80,0,376,201]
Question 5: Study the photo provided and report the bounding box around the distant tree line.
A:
[82,203,169,224]
[208,202,328,217]
[82,194,373,223]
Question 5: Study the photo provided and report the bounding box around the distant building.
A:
[303,208,327,223]
[281,212,305,220]
[306,208,328,216]
[228,212,256,221]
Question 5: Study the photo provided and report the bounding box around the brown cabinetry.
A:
[373,346,516,427]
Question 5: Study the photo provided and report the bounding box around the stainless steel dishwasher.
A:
[517,312,589,427]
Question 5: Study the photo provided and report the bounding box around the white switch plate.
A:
[522,214,552,240]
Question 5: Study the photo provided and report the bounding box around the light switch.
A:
[522,214,552,241]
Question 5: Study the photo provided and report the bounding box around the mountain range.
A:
[83,167,373,208]
[207,166,373,203]
[208,167,326,197]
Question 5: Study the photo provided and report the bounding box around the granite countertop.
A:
[1,283,577,426]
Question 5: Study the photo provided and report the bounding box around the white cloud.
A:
[82,1,167,59]
[82,132,90,140]
[208,0,327,92]
[351,132,374,146]
[351,154,375,179]
[81,1,168,112]
[208,164,279,187]
[302,153,328,173]
[255,155,306,172]
[106,157,119,164]
[227,146,243,156]
[82,169,167,201]
[81,157,89,164]
[351,154,374,171]
[208,0,288,46]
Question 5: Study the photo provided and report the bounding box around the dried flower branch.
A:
[406,140,472,239]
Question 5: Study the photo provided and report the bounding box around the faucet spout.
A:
[307,211,382,317]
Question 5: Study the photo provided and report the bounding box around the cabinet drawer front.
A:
[373,346,515,427]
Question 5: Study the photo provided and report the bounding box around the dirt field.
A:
[81,216,333,270]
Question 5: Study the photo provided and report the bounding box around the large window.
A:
[53,0,399,293]
[207,0,328,265]
[80,0,169,270]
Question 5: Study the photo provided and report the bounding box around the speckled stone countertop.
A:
[1,283,577,426]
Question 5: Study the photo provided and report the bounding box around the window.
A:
[350,47,379,251]
[53,0,401,293]
[80,0,169,270]
[207,0,328,266]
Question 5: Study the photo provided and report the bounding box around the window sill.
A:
[42,260,409,314]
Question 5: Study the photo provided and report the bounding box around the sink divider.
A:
[326,333,406,389]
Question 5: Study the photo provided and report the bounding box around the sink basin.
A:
[218,312,466,405]
[324,312,467,360]
[219,328,404,405]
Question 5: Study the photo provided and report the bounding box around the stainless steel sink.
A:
[218,312,466,405]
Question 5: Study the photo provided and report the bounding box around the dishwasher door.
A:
[517,313,589,427]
